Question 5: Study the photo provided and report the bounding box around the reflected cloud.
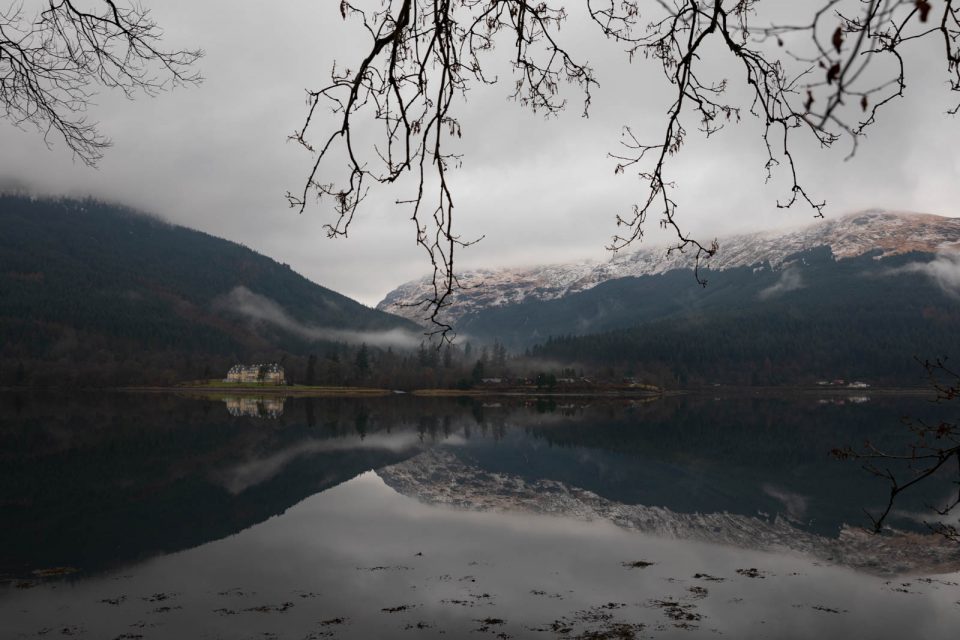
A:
[216,432,439,495]
[762,483,809,522]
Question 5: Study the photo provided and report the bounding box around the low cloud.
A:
[217,286,421,348]
[886,250,960,296]
[0,176,34,195]
[758,267,805,300]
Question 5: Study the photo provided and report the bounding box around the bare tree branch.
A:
[0,0,203,165]
[289,1,596,339]
[298,0,960,329]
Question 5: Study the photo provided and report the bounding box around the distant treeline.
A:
[531,307,955,387]
[0,332,525,390]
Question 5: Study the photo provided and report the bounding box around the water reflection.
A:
[2,472,959,639]
[1,392,956,576]
[1,391,959,638]
[222,395,286,419]
[382,449,960,576]
[215,431,429,495]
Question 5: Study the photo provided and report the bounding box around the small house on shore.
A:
[225,363,286,385]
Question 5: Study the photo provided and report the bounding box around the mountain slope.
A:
[522,247,960,385]
[380,210,960,385]
[379,210,960,325]
[0,195,418,385]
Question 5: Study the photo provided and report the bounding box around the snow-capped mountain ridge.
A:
[378,210,960,325]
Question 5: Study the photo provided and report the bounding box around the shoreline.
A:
[98,383,935,400]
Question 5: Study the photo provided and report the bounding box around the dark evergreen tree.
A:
[471,359,485,383]
[355,343,371,376]
[442,346,453,369]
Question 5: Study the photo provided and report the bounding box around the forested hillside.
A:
[528,248,960,386]
[0,196,418,386]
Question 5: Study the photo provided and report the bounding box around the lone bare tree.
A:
[0,0,202,166]
[289,0,960,332]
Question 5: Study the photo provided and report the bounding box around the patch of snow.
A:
[378,210,960,325]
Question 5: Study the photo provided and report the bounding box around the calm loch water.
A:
[1,392,959,638]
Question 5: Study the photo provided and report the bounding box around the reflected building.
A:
[223,396,285,419]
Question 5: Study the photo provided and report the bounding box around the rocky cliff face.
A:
[378,210,960,325]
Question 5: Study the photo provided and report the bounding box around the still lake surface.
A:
[1,391,959,638]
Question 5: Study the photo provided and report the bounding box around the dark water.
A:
[1,391,959,638]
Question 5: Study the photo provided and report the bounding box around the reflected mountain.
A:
[1,391,953,579]
[458,394,952,538]
[380,450,960,576]
[0,393,464,577]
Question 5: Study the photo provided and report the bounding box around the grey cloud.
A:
[885,250,960,296]
[0,176,32,194]
[1,1,958,305]
[758,268,804,300]
[217,286,421,348]
[215,433,433,495]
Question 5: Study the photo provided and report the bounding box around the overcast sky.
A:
[2,1,958,305]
